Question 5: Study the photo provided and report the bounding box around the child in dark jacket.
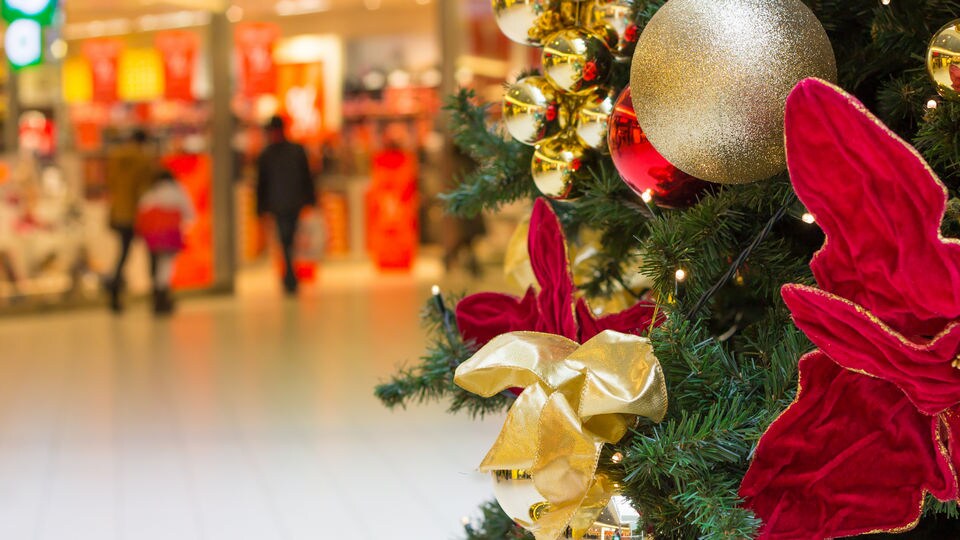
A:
[135,170,195,315]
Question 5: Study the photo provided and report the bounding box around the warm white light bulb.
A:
[431,285,441,296]
[927,99,939,109]
[802,213,816,224]
[641,189,654,203]
[675,269,687,282]
[881,0,891,5]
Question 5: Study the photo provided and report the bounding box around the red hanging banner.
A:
[155,30,199,101]
[82,38,123,104]
[234,22,280,97]
[277,62,325,143]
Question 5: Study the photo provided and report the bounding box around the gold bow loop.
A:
[455,330,669,540]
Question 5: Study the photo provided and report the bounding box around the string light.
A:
[431,284,441,296]
[611,452,624,464]
[927,98,939,109]
[461,516,471,525]
[881,0,891,5]
[641,189,654,204]
[801,213,816,224]
[675,268,687,283]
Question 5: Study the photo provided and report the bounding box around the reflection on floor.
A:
[0,257,507,539]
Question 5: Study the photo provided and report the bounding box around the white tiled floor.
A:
[0,257,506,539]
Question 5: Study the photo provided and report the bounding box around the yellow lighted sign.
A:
[118,48,163,102]
[62,57,93,103]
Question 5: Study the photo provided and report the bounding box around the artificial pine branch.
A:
[441,90,537,218]
[374,294,512,417]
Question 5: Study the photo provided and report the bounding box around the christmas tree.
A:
[376,0,960,538]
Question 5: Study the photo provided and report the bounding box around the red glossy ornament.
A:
[608,87,710,208]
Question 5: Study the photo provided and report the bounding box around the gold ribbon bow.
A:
[455,330,668,540]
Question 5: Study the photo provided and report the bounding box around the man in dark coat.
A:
[256,116,316,295]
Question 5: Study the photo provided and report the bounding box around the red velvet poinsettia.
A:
[739,78,960,539]
[456,198,658,348]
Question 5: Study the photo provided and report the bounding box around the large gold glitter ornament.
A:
[532,133,589,200]
[629,0,836,184]
[542,28,613,94]
[504,76,560,145]
[927,19,960,101]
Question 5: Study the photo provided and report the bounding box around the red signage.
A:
[277,62,325,143]
[163,153,214,290]
[156,30,199,101]
[366,149,419,270]
[235,22,280,97]
[82,38,123,103]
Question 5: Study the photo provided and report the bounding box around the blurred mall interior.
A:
[0,0,535,537]
[0,0,531,307]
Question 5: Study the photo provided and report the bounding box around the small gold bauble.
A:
[629,0,836,184]
[491,470,549,528]
[591,0,634,59]
[491,470,634,538]
[503,76,559,145]
[927,19,960,101]
[574,87,616,151]
[532,133,590,200]
[491,0,553,45]
[542,28,613,94]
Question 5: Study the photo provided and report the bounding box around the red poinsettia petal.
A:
[942,406,960,486]
[741,352,957,540]
[456,289,539,347]
[529,199,579,340]
[575,298,658,343]
[782,284,960,416]
[785,78,960,337]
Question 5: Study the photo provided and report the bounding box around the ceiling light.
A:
[49,38,67,59]
[362,70,386,90]
[275,0,330,16]
[63,17,132,39]
[419,68,441,87]
[226,5,243,22]
[387,69,411,88]
[136,11,208,31]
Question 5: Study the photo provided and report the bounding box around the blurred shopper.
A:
[105,130,155,312]
[256,116,316,295]
[135,170,195,316]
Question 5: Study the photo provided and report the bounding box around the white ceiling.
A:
[65,0,434,23]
